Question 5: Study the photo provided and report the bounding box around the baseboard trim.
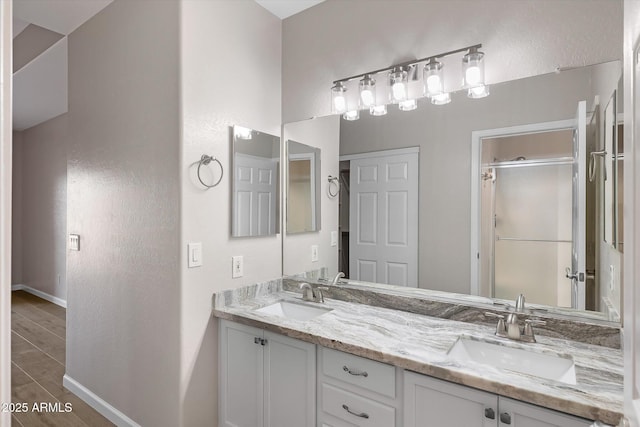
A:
[11,284,67,308]
[63,375,140,427]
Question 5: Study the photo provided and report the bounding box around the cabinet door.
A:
[219,320,265,427]
[404,372,498,427]
[264,330,316,427]
[497,397,592,427]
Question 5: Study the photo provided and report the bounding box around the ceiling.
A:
[255,0,325,19]
[12,0,113,131]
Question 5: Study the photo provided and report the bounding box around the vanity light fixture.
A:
[423,58,444,97]
[331,82,347,114]
[359,75,376,108]
[233,125,253,140]
[389,66,409,103]
[370,104,388,116]
[398,99,417,111]
[330,43,486,119]
[343,110,360,121]
[462,46,489,98]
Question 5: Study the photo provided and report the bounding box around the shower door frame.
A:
[470,119,576,298]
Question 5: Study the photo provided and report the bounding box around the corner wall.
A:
[12,131,23,285]
[179,1,282,425]
[17,114,68,300]
[66,1,181,425]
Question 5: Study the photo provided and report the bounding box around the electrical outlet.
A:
[331,231,338,247]
[188,243,203,268]
[311,245,319,262]
[232,256,244,278]
[69,234,80,251]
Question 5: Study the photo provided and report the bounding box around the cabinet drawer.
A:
[321,348,395,398]
[321,383,395,427]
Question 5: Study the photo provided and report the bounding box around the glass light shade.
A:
[430,92,451,105]
[398,99,417,111]
[468,84,490,99]
[343,110,360,121]
[369,104,388,116]
[233,125,253,140]
[389,68,408,102]
[462,49,485,88]
[331,82,347,114]
[359,75,376,108]
[423,59,444,97]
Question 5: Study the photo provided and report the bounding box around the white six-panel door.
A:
[349,149,418,287]
[233,153,278,236]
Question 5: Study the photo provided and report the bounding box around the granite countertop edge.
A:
[212,290,623,425]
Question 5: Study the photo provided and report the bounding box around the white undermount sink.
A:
[255,300,333,321]
[447,336,577,385]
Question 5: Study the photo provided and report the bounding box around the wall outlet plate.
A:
[311,245,319,262]
[232,256,244,278]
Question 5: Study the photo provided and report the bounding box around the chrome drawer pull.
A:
[343,365,368,377]
[342,404,369,419]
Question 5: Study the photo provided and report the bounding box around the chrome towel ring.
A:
[328,175,340,197]
[197,154,224,189]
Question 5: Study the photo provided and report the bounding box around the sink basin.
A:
[255,301,333,321]
[447,337,576,385]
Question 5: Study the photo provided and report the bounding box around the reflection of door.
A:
[348,149,418,287]
[233,153,277,236]
[569,100,587,310]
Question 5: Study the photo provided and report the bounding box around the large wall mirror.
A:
[287,140,321,234]
[231,125,280,237]
[282,60,623,322]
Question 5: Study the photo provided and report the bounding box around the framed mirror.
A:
[231,125,280,237]
[287,140,321,234]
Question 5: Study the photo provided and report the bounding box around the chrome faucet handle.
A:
[484,312,506,335]
[331,272,346,286]
[299,283,314,301]
[523,318,546,343]
[314,286,329,303]
[515,294,526,312]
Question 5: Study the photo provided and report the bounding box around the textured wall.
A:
[283,0,622,123]
[66,1,181,425]
[179,1,282,425]
[20,114,68,300]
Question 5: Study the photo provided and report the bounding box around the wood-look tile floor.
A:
[11,291,114,427]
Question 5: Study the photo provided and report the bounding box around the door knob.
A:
[565,267,584,282]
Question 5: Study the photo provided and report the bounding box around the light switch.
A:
[232,256,244,278]
[311,245,319,262]
[331,231,338,247]
[609,265,615,291]
[69,234,80,251]
[188,243,203,268]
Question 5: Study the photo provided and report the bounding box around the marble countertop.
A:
[213,282,623,425]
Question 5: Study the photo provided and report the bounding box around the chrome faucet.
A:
[484,312,546,343]
[515,294,526,312]
[330,272,346,286]
[299,283,329,303]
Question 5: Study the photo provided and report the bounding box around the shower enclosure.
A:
[480,130,577,307]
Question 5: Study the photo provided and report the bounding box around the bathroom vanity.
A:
[214,279,623,427]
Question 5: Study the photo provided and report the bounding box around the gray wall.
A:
[282,0,622,123]
[18,114,68,300]
[179,1,282,425]
[11,131,22,284]
[66,1,181,426]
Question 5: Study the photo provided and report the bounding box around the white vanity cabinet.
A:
[317,347,403,427]
[404,372,593,427]
[219,320,316,427]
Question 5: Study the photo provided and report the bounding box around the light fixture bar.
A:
[332,43,482,85]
